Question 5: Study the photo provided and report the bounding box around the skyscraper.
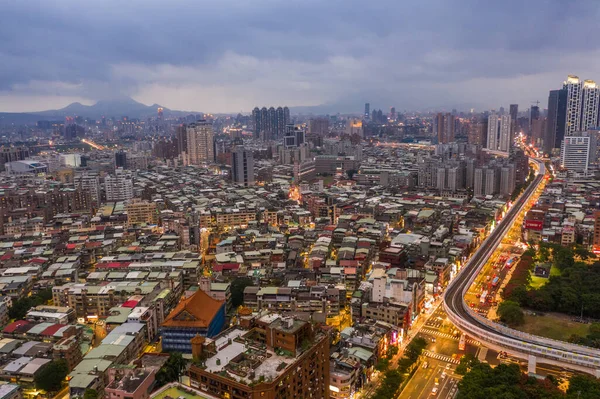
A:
[231,146,255,186]
[564,75,583,136]
[581,80,600,131]
[487,113,499,150]
[252,107,261,138]
[115,151,127,169]
[176,124,188,155]
[435,113,455,144]
[544,88,567,154]
[186,120,214,164]
[364,103,370,119]
[498,114,512,153]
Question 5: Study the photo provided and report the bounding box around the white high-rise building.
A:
[500,165,516,197]
[560,131,597,173]
[581,80,600,131]
[186,120,214,164]
[564,75,583,136]
[75,173,100,204]
[105,174,134,202]
[486,114,499,150]
[498,114,512,153]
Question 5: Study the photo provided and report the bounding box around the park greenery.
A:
[456,355,600,399]
[8,288,53,320]
[371,337,427,399]
[497,300,525,327]
[503,243,600,320]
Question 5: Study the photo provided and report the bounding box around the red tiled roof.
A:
[212,263,239,272]
[85,242,102,249]
[162,290,224,329]
[122,300,140,308]
[4,320,30,333]
[40,324,66,336]
[98,262,130,269]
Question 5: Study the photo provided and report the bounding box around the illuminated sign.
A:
[524,220,543,231]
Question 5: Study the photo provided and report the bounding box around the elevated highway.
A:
[444,158,600,376]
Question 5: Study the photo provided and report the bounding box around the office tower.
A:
[231,146,255,186]
[309,118,330,135]
[115,151,127,169]
[499,106,505,115]
[564,75,583,135]
[581,80,600,131]
[530,105,540,124]
[345,119,363,137]
[390,107,396,120]
[260,107,268,139]
[105,174,134,202]
[560,131,597,173]
[364,103,370,119]
[487,113,499,150]
[176,124,188,155]
[252,107,261,138]
[544,88,567,154]
[284,124,306,148]
[284,106,290,127]
[435,113,455,144]
[186,120,214,164]
[498,114,512,152]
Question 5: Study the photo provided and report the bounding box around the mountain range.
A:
[0,97,200,125]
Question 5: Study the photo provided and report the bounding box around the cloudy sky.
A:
[1,0,599,113]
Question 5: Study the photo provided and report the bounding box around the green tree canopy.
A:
[497,300,525,327]
[230,277,254,309]
[155,352,188,387]
[35,360,68,393]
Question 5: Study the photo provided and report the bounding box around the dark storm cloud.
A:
[1,0,599,112]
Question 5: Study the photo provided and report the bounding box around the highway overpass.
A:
[444,158,600,376]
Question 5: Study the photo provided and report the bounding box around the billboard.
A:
[524,220,543,231]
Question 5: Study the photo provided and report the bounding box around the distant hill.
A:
[0,97,201,125]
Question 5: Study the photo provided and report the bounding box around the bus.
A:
[491,276,500,287]
[480,290,488,305]
[458,333,466,351]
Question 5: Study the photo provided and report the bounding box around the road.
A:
[398,358,459,399]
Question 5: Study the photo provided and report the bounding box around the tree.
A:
[84,389,99,399]
[456,353,478,375]
[230,277,254,309]
[497,300,524,326]
[386,345,399,358]
[35,360,68,393]
[567,375,600,398]
[155,352,188,387]
[404,337,427,362]
[346,169,358,180]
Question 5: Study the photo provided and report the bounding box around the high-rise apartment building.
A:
[252,106,290,140]
[509,104,518,136]
[105,174,134,202]
[581,80,600,131]
[434,113,455,144]
[186,120,214,164]
[364,103,370,119]
[309,118,330,135]
[115,151,127,169]
[487,113,499,150]
[75,173,101,204]
[564,75,583,136]
[498,114,512,153]
[231,146,255,187]
[0,146,29,172]
[560,131,597,173]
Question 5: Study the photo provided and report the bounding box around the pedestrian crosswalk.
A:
[419,328,481,346]
[423,350,460,364]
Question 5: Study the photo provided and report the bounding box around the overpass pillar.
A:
[527,355,536,374]
[595,369,600,379]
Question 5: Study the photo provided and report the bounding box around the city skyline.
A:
[2,1,600,114]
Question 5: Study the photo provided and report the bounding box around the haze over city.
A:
[3,0,600,113]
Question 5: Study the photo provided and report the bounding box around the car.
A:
[446,364,451,370]
[435,378,439,386]
[422,361,429,369]
[431,387,438,396]
[441,371,447,379]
